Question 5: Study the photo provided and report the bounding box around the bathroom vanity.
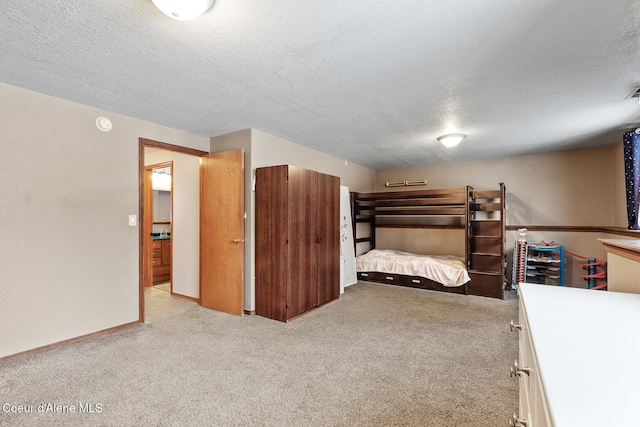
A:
[152,237,171,284]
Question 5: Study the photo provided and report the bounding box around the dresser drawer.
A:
[154,266,170,275]
[516,286,552,427]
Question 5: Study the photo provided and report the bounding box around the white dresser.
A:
[512,283,640,426]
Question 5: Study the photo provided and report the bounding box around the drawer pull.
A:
[510,360,530,377]
[510,320,522,332]
[509,412,528,427]
[385,276,394,280]
[361,273,368,277]
[411,279,420,284]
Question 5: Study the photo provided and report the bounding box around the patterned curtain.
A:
[624,129,640,230]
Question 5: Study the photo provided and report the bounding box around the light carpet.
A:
[0,282,519,426]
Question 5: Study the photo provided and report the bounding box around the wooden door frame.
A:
[138,138,208,322]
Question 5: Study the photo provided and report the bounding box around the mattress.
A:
[356,249,471,287]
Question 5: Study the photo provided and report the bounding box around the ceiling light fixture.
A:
[437,133,466,148]
[151,0,214,21]
[152,170,172,191]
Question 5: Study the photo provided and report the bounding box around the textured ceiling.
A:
[1,1,640,169]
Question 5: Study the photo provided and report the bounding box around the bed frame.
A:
[351,184,506,299]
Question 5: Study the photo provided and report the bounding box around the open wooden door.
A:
[200,149,245,315]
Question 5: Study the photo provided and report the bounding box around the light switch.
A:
[128,215,137,226]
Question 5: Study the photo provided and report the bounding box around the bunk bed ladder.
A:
[351,192,376,252]
[467,183,506,299]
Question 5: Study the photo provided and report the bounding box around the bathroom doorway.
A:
[139,138,208,322]
[145,162,173,293]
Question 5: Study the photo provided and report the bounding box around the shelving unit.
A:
[525,244,564,286]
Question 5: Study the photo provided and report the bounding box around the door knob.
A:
[233,238,244,243]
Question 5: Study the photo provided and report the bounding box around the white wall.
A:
[0,83,209,358]
[251,129,374,192]
[145,150,201,299]
[376,146,615,226]
[211,128,376,312]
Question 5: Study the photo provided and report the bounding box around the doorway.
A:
[139,138,208,322]
[145,162,173,293]
[138,138,246,322]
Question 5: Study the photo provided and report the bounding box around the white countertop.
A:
[520,283,640,427]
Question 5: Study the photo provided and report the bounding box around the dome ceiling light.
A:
[151,0,214,21]
[437,133,466,148]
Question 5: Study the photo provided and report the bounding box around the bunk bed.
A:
[351,184,506,299]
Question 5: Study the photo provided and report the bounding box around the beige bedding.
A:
[356,249,470,287]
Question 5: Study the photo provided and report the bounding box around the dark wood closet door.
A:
[255,166,289,321]
[287,167,318,318]
[316,173,340,306]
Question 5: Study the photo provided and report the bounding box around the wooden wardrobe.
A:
[255,165,340,322]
